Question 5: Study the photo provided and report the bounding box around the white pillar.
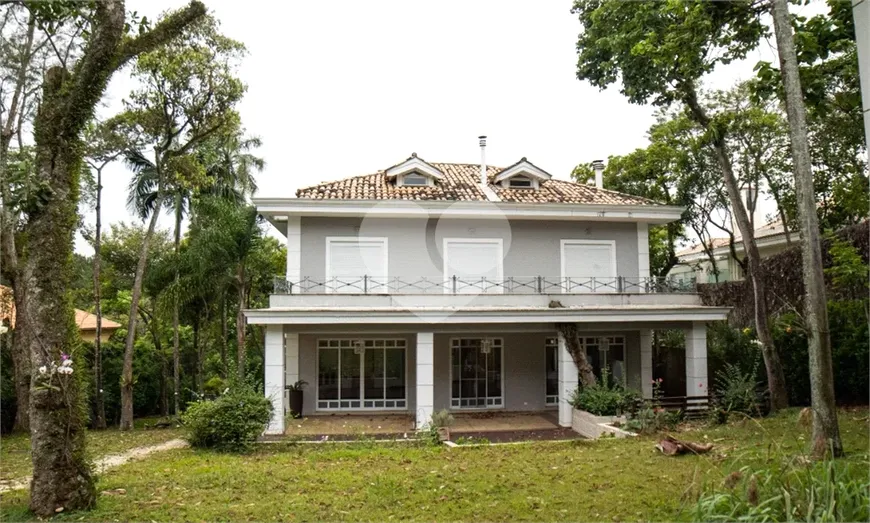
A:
[640,329,653,399]
[285,331,299,397]
[264,325,285,435]
[685,322,708,397]
[637,222,650,280]
[415,332,434,430]
[286,216,301,284]
[557,332,579,427]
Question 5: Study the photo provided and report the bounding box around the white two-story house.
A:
[246,139,729,434]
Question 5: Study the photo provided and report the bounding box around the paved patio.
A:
[282,411,563,440]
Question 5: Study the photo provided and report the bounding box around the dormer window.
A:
[385,153,443,188]
[399,172,430,187]
[508,176,534,189]
[495,157,552,190]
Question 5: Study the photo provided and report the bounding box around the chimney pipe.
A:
[591,159,605,189]
[479,135,487,185]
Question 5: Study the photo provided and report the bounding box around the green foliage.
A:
[825,236,869,299]
[420,409,454,446]
[713,362,761,417]
[182,384,272,452]
[624,406,680,434]
[694,459,869,522]
[569,368,638,416]
[573,1,765,107]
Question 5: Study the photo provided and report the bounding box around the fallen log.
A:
[656,435,713,456]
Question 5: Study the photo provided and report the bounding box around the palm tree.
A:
[125,132,263,414]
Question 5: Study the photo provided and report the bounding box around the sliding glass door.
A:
[450,338,503,408]
[317,339,406,410]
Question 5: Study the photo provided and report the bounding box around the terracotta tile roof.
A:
[76,309,121,331]
[296,160,663,206]
[676,218,790,257]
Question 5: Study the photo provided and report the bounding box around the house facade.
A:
[246,142,729,434]
[669,219,793,284]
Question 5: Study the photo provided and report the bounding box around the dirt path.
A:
[0,438,188,493]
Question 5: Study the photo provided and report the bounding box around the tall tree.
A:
[1,0,205,515]
[573,0,790,410]
[118,14,245,429]
[81,119,131,429]
[769,0,842,457]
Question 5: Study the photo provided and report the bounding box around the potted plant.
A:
[285,380,308,419]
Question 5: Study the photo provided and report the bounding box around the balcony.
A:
[268,275,701,310]
[273,275,694,295]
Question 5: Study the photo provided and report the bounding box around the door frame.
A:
[314,337,408,411]
[448,336,506,410]
[442,237,504,294]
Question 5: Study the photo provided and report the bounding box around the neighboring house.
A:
[669,219,794,284]
[75,309,122,343]
[247,140,729,434]
[0,285,121,343]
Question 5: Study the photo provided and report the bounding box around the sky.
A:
[78,0,820,254]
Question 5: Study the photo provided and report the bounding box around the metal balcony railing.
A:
[272,276,696,295]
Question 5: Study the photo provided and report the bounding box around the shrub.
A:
[182,384,273,452]
[569,368,638,416]
[694,460,869,522]
[713,361,761,417]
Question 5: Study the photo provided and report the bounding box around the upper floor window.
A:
[508,176,534,189]
[399,172,430,187]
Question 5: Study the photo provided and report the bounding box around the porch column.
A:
[264,325,285,435]
[640,329,653,399]
[285,332,299,388]
[286,216,301,283]
[557,332,578,427]
[415,332,434,430]
[684,322,708,397]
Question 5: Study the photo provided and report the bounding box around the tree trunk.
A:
[10,281,30,432]
[120,189,166,430]
[172,199,182,416]
[192,316,201,394]
[770,0,841,457]
[683,86,790,412]
[555,323,596,387]
[220,291,228,378]
[2,11,37,435]
[9,1,205,514]
[236,272,247,381]
[92,166,106,429]
[24,66,100,515]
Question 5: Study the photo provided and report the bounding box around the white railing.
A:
[272,276,695,295]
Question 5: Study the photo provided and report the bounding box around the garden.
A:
[0,404,867,522]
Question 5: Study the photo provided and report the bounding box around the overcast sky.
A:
[79,0,814,254]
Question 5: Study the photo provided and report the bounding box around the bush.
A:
[569,368,638,416]
[182,384,273,452]
[713,361,762,417]
[694,460,869,522]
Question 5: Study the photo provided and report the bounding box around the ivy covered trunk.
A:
[24,67,96,516]
[555,323,597,388]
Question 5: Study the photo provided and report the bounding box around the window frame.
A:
[397,172,432,187]
[324,237,389,294]
[442,237,505,294]
[559,239,617,293]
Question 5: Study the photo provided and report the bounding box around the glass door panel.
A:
[339,348,360,401]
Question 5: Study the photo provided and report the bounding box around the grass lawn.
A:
[0,408,867,521]
[0,417,182,482]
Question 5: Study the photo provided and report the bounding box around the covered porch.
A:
[250,304,727,435]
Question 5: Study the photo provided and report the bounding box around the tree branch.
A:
[115,1,206,69]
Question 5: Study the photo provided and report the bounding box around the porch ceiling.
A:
[244,304,730,325]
